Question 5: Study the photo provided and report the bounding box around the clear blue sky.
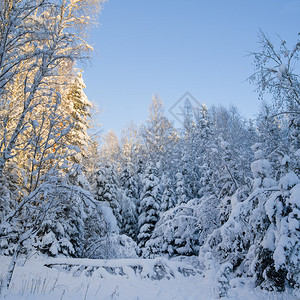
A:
[82,0,300,137]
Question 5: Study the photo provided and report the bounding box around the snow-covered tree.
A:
[120,162,139,201]
[140,95,178,169]
[93,162,122,228]
[64,72,93,162]
[182,103,214,198]
[36,187,85,257]
[216,263,233,298]
[137,162,160,255]
[81,139,101,182]
[249,31,299,114]
[256,104,289,179]
[100,130,121,167]
[175,170,189,205]
[0,0,104,179]
[146,199,201,258]
[249,31,300,165]
[120,162,138,240]
[120,121,143,165]
[199,143,279,289]
[253,162,300,291]
[160,176,176,212]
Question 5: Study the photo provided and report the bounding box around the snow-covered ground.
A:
[0,255,297,300]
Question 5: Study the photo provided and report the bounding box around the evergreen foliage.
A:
[137,162,160,255]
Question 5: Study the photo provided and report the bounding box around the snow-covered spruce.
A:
[137,162,160,256]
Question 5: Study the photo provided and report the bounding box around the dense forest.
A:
[0,0,299,297]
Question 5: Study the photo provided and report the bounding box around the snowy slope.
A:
[0,255,297,300]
